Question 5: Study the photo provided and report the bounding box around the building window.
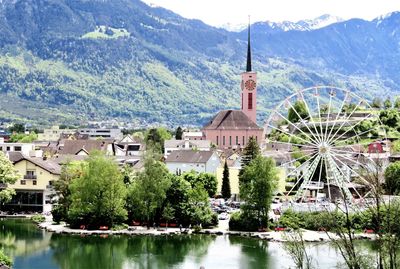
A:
[256,136,258,142]
[241,93,243,110]
[243,136,245,146]
[248,92,253,110]
[216,136,219,145]
[236,136,238,145]
[21,180,26,185]
[229,136,232,146]
[33,180,37,185]
[6,147,10,151]
[223,136,225,146]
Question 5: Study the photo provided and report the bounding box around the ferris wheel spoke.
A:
[325,92,349,143]
[314,88,326,142]
[285,155,320,196]
[266,123,317,146]
[275,111,320,145]
[330,159,364,199]
[326,99,364,144]
[314,156,324,205]
[286,99,322,144]
[279,150,319,168]
[328,115,374,145]
[298,91,324,144]
[324,157,332,201]
[265,140,317,149]
[297,156,321,202]
[330,154,372,195]
[330,127,376,147]
[326,156,353,200]
[323,93,334,142]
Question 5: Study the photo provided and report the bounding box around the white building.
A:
[164,139,211,157]
[165,150,221,175]
[77,128,123,140]
[0,138,38,157]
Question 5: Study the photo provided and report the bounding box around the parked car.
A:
[218,212,229,220]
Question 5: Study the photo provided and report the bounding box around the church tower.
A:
[241,22,257,124]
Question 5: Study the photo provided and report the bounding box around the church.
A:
[201,26,263,150]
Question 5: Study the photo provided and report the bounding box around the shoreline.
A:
[38,221,376,242]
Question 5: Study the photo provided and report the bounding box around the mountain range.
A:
[0,0,399,127]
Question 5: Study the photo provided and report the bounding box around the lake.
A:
[0,219,352,269]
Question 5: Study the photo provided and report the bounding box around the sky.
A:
[141,0,400,26]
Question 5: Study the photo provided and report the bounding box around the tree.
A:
[68,152,127,228]
[162,203,175,229]
[0,152,19,207]
[182,171,217,197]
[145,127,172,153]
[379,109,400,128]
[127,152,171,227]
[52,161,85,223]
[288,101,308,123]
[371,97,383,109]
[175,126,183,140]
[8,123,25,133]
[221,161,231,199]
[394,97,400,110]
[241,136,260,169]
[384,162,400,195]
[184,182,213,226]
[384,97,392,109]
[239,156,278,227]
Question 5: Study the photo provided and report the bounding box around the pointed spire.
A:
[246,16,252,72]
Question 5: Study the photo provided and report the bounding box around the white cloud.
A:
[142,0,400,26]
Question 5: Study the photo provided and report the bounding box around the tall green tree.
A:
[239,156,278,226]
[175,126,183,140]
[8,123,25,133]
[127,153,171,226]
[384,97,392,109]
[52,161,85,223]
[371,97,383,109]
[68,152,127,227]
[288,100,308,123]
[394,97,400,110]
[145,127,172,153]
[221,161,231,199]
[241,136,260,169]
[0,152,19,207]
[384,162,400,195]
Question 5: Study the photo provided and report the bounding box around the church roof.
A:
[203,110,262,130]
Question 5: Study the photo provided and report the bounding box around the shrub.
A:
[31,214,45,223]
[0,250,12,267]
[229,211,267,231]
[52,205,66,224]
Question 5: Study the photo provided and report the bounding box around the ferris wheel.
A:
[264,86,387,205]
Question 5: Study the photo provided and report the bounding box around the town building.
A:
[6,152,61,213]
[201,25,263,149]
[165,150,220,175]
[37,126,76,141]
[164,139,211,157]
[0,138,36,156]
[77,128,123,140]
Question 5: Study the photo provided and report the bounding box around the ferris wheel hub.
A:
[318,142,331,157]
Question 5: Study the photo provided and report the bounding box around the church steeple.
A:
[246,20,252,72]
[241,16,257,124]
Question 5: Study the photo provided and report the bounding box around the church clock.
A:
[244,79,256,91]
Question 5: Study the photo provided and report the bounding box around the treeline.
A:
[51,151,218,229]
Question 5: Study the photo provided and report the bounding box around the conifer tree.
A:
[175,126,183,140]
[221,161,231,199]
[241,136,260,169]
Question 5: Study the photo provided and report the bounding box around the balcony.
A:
[24,174,37,180]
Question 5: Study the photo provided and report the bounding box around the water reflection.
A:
[0,219,371,269]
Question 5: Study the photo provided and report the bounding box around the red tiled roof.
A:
[203,110,261,130]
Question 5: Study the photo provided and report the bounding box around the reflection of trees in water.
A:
[50,234,128,269]
[124,235,214,269]
[0,219,51,257]
[50,234,214,269]
[228,236,270,269]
